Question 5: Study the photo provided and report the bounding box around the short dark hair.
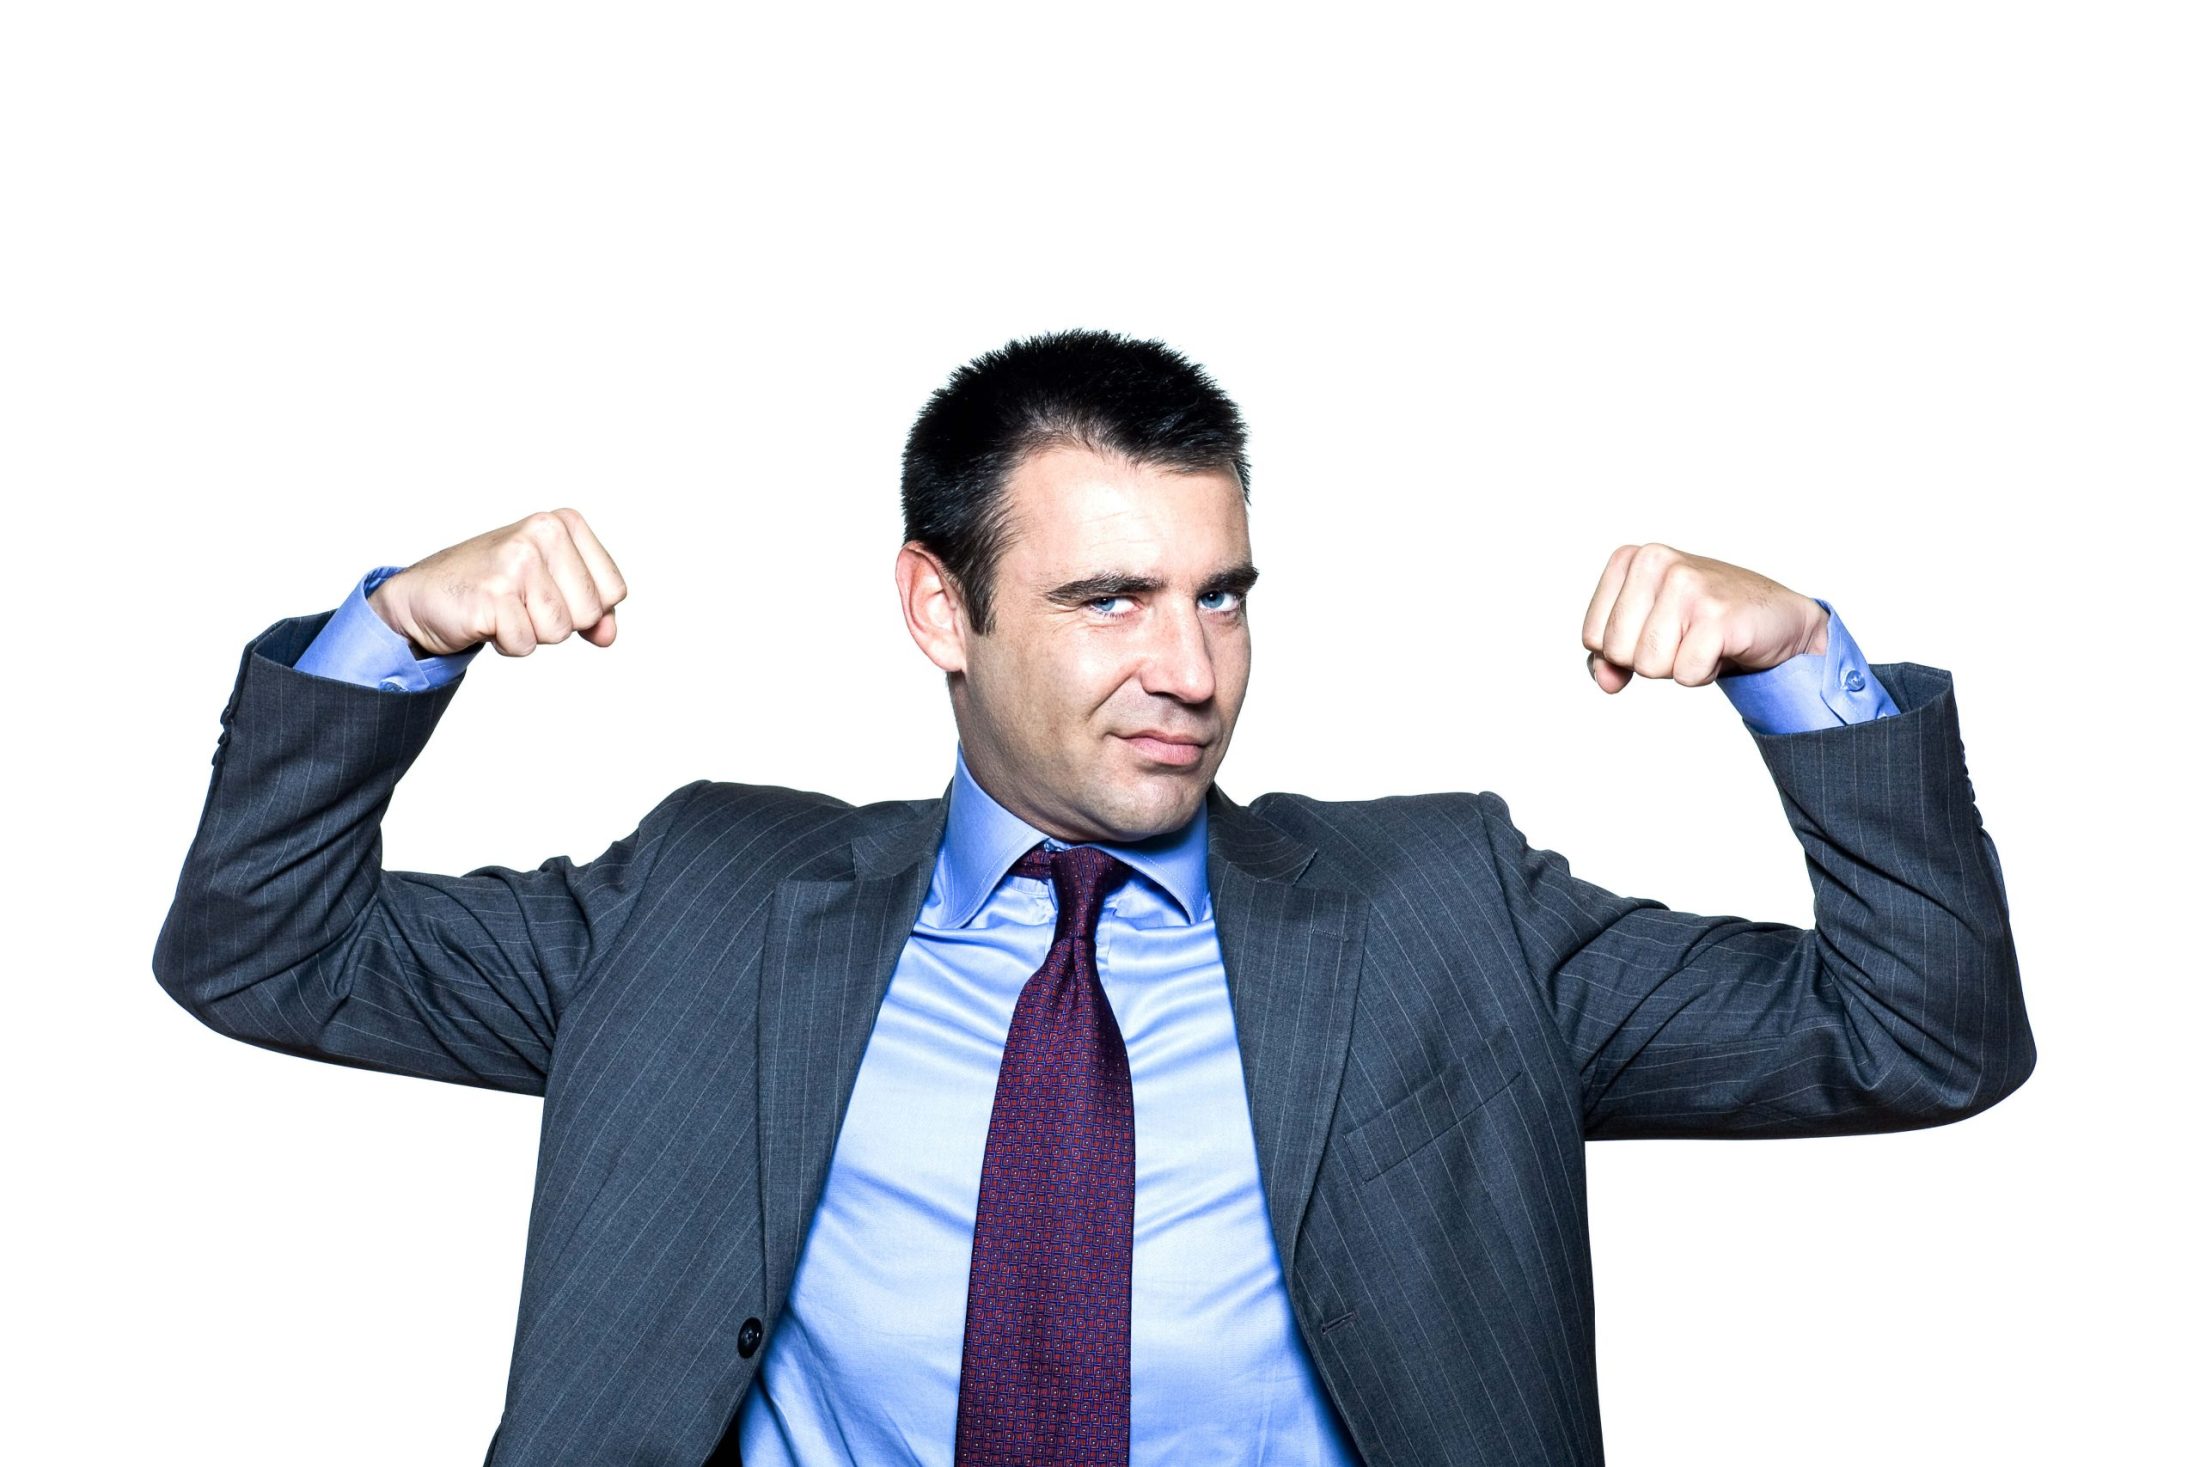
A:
[901,328,1251,635]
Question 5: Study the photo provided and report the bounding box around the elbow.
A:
[1833,938,2036,1132]
[151,909,206,1013]
[1848,1037,2033,1134]
[1951,1022,2036,1121]
[152,903,283,1045]
[1861,900,2037,1128]
[1945,933,2037,1122]
[1902,980,2037,1128]
[151,915,232,1036]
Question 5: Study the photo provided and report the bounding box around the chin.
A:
[1099,782,1206,841]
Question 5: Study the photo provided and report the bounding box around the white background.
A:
[6,3,2193,1463]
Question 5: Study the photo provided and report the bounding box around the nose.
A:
[1139,597,1217,705]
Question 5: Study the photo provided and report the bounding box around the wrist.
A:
[365,572,435,660]
[1802,596,1830,657]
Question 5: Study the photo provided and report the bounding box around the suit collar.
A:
[930,751,1210,927]
[1204,784,1318,884]
[846,774,1303,898]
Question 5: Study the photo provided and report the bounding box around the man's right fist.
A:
[368,508,628,658]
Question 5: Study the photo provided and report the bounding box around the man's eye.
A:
[1199,590,1244,613]
[1087,595,1130,617]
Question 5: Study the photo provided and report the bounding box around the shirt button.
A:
[1842,669,1866,693]
[737,1317,764,1358]
[378,678,406,693]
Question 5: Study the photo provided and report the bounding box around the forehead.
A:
[996,445,1249,578]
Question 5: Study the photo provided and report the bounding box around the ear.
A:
[896,541,970,674]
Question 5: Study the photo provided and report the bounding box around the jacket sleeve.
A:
[1479,662,2035,1140]
[153,610,704,1097]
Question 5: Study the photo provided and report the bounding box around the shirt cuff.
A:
[290,566,481,692]
[1716,598,1901,736]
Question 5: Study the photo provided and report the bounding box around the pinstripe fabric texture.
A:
[155,611,2033,1466]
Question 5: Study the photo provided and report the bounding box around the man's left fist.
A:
[1581,543,1829,694]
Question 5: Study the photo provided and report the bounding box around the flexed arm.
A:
[1483,544,2033,1137]
[152,509,687,1096]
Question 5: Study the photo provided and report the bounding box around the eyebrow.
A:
[1043,563,1261,605]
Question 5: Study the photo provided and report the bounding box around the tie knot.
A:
[1008,843,1132,942]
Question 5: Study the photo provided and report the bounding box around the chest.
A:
[741,900,1353,1461]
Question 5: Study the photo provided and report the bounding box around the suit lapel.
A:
[755,796,946,1311]
[1206,789,1367,1283]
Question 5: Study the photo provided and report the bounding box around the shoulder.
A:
[1233,788,1513,885]
[640,778,942,874]
[675,778,856,826]
[1241,786,1501,842]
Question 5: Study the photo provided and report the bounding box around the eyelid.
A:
[1083,588,1246,616]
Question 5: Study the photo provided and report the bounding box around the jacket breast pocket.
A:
[1339,1025,1526,1183]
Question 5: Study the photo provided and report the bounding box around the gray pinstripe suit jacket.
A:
[155,611,2034,1466]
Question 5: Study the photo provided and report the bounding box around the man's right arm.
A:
[152,510,651,1095]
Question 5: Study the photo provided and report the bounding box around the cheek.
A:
[1216,634,1253,703]
[1041,641,1139,718]
[992,648,1093,739]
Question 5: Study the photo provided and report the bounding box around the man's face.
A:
[950,445,1255,844]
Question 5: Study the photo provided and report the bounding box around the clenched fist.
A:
[1582,543,1829,693]
[369,508,628,658]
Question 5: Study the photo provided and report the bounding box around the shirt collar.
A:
[933,748,1210,928]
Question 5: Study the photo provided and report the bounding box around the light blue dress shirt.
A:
[290,567,1901,1462]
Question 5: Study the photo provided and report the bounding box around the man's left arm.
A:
[1500,544,2036,1139]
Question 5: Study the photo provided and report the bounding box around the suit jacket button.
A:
[737,1318,763,1358]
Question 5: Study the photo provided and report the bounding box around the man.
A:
[155,330,2034,1466]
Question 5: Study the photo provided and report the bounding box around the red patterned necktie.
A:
[954,843,1137,1467]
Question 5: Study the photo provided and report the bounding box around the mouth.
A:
[1114,731,1210,769]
